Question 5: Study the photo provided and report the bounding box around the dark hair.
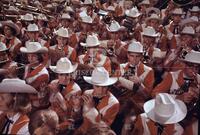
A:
[37,53,44,63]
[12,93,32,114]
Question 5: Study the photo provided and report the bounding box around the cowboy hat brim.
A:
[80,42,100,47]
[0,59,9,64]
[0,78,37,93]
[141,32,159,37]
[181,58,200,65]
[144,99,187,124]
[125,10,140,18]
[20,47,48,53]
[83,76,118,86]
[50,63,78,74]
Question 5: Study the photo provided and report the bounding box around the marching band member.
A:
[0,21,21,61]
[20,42,49,110]
[132,93,186,135]
[78,67,119,134]
[49,57,82,132]
[0,78,38,135]
[49,27,77,65]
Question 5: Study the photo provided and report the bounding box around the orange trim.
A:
[11,114,29,134]
[26,64,46,78]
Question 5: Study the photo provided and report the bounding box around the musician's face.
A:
[0,93,13,111]
[4,26,13,37]
[128,53,143,66]
[185,63,199,78]
[93,85,108,98]
[148,19,160,29]
[56,36,68,45]
[58,73,71,84]
[109,32,119,40]
[142,36,155,48]
[61,19,70,27]
[180,34,193,47]
[0,52,9,62]
[172,14,182,24]
[28,32,39,40]
[88,47,99,57]
[27,53,39,64]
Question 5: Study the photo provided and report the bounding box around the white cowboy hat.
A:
[81,0,93,5]
[20,42,48,53]
[181,26,195,35]
[128,41,144,53]
[171,8,184,15]
[106,6,115,12]
[55,27,69,38]
[80,34,100,47]
[144,93,187,124]
[7,6,19,13]
[146,7,160,16]
[50,57,78,74]
[182,50,200,64]
[83,67,117,86]
[125,7,140,18]
[152,48,166,58]
[21,13,34,21]
[64,6,74,13]
[145,13,161,23]
[138,0,150,6]
[26,23,39,32]
[0,42,8,52]
[107,20,121,32]
[0,78,37,93]
[81,15,93,24]
[180,16,199,27]
[141,26,159,37]
[189,6,200,12]
[61,13,71,20]
[1,20,20,35]
[37,14,48,21]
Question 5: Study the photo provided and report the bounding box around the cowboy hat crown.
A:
[107,20,121,32]
[171,8,184,15]
[61,13,71,20]
[182,50,200,64]
[27,23,39,32]
[37,14,48,21]
[83,67,117,86]
[181,26,195,35]
[146,13,161,22]
[142,26,159,37]
[128,41,143,53]
[138,0,150,5]
[21,13,34,21]
[50,57,78,74]
[80,34,100,47]
[81,15,93,24]
[55,27,69,38]
[125,7,140,18]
